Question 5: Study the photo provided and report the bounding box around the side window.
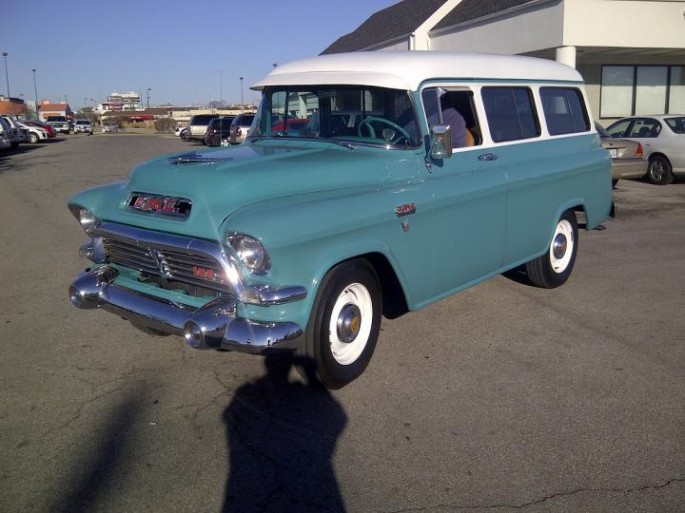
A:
[482,87,540,143]
[540,87,590,135]
[421,87,481,147]
[627,118,660,138]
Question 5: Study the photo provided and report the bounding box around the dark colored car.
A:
[204,116,236,146]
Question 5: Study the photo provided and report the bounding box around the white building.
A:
[322,0,685,122]
[100,91,142,112]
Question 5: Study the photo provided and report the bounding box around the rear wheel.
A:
[525,210,578,288]
[29,133,39,143]
[302,260,381,389]
[646,155,673,185]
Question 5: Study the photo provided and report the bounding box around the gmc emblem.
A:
[128,193,192,218]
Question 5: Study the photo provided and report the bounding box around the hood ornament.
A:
[169,152,234,165]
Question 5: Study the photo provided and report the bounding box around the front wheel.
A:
[525,210,578,288]
[303,260,382,389]
[646,155,673,185]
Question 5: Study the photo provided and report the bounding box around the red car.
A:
[272,118,309,135]
[25,120,57,138]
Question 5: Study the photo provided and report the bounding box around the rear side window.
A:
[482,87,539,142]
[540,87,590,135]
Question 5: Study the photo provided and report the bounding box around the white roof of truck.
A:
[251,51,583,91]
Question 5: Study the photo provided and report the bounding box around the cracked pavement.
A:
[0,135,683,512]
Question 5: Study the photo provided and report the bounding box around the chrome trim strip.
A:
[69,267,304,353]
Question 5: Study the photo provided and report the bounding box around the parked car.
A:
[187,114,218,142]
[0,117,13,150]
[174,124,188,138]
[101,120,120,133]
[605,115,685,185]
[67,51,612,389]
[25,120,57,138]
[74,119,93,135]
[0,116,26,148]
[272,118,309,136]
[204,116,236,146]
[228,113,255,144]
[595,122,647,186]
[16,120,48,143]
[45,116,71,134]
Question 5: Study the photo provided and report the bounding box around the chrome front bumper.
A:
[69,266,304,353]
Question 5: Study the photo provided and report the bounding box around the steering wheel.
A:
[358,116,411,144]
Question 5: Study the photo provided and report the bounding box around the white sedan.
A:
[605,115,685,185]
[17,121,48,143]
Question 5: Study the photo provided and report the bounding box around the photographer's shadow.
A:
[222,354,347,513]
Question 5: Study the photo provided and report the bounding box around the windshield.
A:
[250,86,420,148]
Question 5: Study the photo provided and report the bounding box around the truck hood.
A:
[71,140,410,240]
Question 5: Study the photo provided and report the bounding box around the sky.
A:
[2,0,399,109]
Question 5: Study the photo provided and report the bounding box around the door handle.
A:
[478,153,500,161]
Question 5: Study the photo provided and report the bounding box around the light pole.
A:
[146,88,151,109]
[240,76,244,111]
[2,52,10,98]
[32,68,38,118]
[220,70,223,107]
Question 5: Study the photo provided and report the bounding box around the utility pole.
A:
[2,52,10,97]
[32,69,38,118]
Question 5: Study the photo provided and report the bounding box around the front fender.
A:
[225,185,415,326]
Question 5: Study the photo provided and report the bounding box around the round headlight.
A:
[79,209,98,233]
[227,233,271,274]
[69,206,99,235]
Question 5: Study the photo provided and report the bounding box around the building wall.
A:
[564,0,685,48]
[431,1,564,54]
[427,0,685,121]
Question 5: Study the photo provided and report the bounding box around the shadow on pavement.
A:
[222,354,348,513]
[49,389,145,513]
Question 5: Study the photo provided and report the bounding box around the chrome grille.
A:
[103,237,229,293]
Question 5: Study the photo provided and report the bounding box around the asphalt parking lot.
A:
[0,133,683,513]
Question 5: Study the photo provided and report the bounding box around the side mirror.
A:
[430,125,453,160]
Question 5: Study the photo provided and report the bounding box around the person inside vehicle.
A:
[426,89,474,148]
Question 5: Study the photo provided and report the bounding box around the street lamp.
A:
[2,52,10,98]
[240,77,244,111]
[32,69,38,118]
[146,88,151,109]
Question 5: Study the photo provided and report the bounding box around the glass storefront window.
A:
[669,66,685,114]
[635,66,667,115]
[601,65,685,118]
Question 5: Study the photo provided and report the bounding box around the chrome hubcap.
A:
[337,304,362,343]
[552,233,567,259]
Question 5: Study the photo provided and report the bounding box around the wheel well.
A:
[648,152,670,164]
[351,253,409,319]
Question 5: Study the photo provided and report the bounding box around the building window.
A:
[601,65,685,118]
[670,66,685,114]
